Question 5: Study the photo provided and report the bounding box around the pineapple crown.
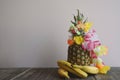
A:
[71,9,88,26]
[69,10,92,37]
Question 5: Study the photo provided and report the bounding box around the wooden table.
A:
[0,67,119,80]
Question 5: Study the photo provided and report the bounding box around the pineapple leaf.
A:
[73,15,77,22]
[77,9,81,21]
[71,21,77,26]
[81,13,84,18]
[80,13,84,21]
[83,18,88,24]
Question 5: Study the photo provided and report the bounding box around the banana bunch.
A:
[57,60,100,79]
[57,60,88,78]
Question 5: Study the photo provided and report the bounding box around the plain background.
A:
[0,0,120,68]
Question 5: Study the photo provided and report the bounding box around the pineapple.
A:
[67,10,92,66]
[68,44,91,66]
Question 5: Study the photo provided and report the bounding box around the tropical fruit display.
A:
[57,10,110,79]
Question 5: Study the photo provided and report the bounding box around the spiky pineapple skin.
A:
[67,44,91,66]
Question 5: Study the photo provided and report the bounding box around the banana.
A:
[57,60,88,78]
[58,68,70,79]
[81,66,99,74]
[72,64,99,74]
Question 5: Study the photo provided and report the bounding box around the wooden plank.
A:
[13,68,61,80]
[13,68,95,80]
[94,67,120,80]
[0,68,28,80]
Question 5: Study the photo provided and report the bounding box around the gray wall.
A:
[0,0,120,67]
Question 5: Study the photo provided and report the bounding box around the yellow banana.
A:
[58,68,70,79]
[72,64,99,74]
[57,60,88,78]
[81,66,99,74]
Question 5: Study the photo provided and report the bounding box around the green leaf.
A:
[77,9,81,21]
[80,13,84,21]
[83,18,88,23]
[73,15,77,22]
[71,21,77,26]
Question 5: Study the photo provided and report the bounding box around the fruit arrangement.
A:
[57,10,110,79]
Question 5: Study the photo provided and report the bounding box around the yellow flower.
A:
[99,66,111,74]
[94,45,108,56]
[73,36,84,45]
[84,22,93,32]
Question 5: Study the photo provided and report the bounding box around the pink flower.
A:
[82,29,101,51]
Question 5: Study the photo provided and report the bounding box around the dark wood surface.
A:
[0,67,119,80]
